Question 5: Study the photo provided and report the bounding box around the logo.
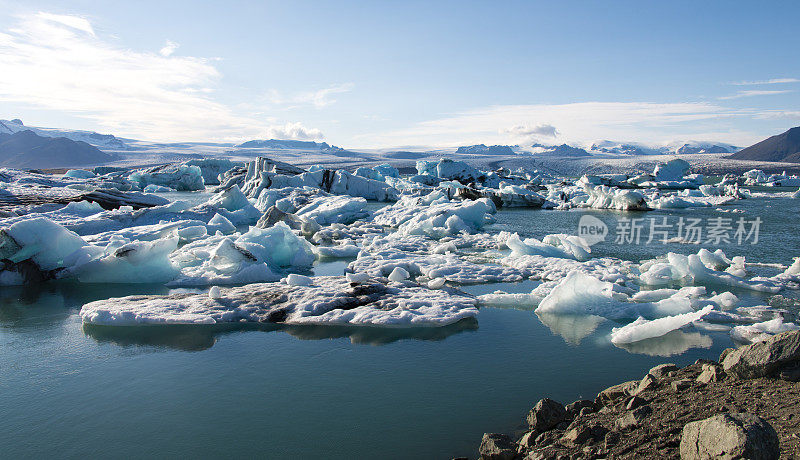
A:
[577,214,608,246]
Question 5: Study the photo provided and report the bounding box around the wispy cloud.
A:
[0,12,322,142]
[719,89,793,100]
[267,83,354,109]
[733,78,799,85]
[263,122,323,140]
[159,40,179,57]
[357,102,760,148]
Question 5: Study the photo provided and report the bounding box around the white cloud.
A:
[267,83,354,109]
[356,102,760,148]
[35,12,95,36]
[159,40,179,57]
[502,123,559,138]
[0,12,322,142]
[263,122,323,140]
[719,90,793,100]
[733,78,799,85]
[754,110,800,120]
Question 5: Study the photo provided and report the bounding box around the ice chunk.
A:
[346,272,370,283]
[610,306,713,344]
[653,159,690,181]
[3,217,87,271]
[64,169,96,179]
[129,164,205,191]
[285,273,313,286]
[294,195,368,225]
[388,266,410,282]
[208,286,221,299]
[143,184,176,193]
[235,222,316,269]
[730,318,800,344]
[206,213,237,234]
[506,233,591,261]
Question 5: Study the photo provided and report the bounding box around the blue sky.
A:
[0,0,798,148]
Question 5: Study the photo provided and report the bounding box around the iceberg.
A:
[80,276,479,327]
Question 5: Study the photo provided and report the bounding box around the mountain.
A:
[455,144,515,155]
[0,130,117,169]
[675,143,735,155]
[590,141,662,155]
[728,126,800,163]
[530,143,590,157]
[235,139,340,150]
[0,119,129,150]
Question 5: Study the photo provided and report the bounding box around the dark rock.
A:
[479,433,518,460]
[680,412,779,460]
[779,363,800,382]
[561,424,609,447]
[671,379,692,391]
[535,430,563,448]
[722,330,800,379]
[565,400,595,418]
[518,431,537,450]
[625,395,647,410]
[604,431,620,450]
[527,398,568,432]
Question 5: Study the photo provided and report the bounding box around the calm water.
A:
[1,192,798,459]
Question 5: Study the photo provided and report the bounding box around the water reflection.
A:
[82,318,479,351]
[613,330,712,357]
[536,312,605,345]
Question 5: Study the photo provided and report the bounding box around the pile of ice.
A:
[128,164,205,191]
[373,192,496,238]
[743,169,800,187]
[80,276,479,327]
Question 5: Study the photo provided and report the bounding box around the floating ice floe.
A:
[730,317,800,344]
[610,306,713,344]
[80,276,479,327]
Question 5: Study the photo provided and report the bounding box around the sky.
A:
[0,0,799,149]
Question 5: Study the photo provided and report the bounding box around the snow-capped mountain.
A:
[455,144,516,155]
[529,143,590,157]
[0,119,129,150]
[235,139,342,151]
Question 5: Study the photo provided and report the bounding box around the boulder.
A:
[697,363,726,384]
[614,405,652,430]
[648,363,679,379]
[565,399,596,418]
[631,373,657,396]
[722,330,800,379]
[679,413,779,460]
[596,380,638,406]
[560,425,608,446]
[527,398,567,432]
[479,433,517,460]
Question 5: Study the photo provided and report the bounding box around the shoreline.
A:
[474,331,800,459]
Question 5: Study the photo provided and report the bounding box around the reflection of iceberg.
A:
[281,317,478,345]
[83,324,229,352]
[536,312,605,345]
[613,330,712,357]
[82,317,478,350]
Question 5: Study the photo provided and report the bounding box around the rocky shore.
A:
[473,330,800,459]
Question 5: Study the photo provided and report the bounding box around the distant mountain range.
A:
[235,139,342,151]
[0,130,117,169]
[455,144,516,155]
[590,140,737,156]
[728,126,800,163]
[531,143,591,157]
[0,119,129,150]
